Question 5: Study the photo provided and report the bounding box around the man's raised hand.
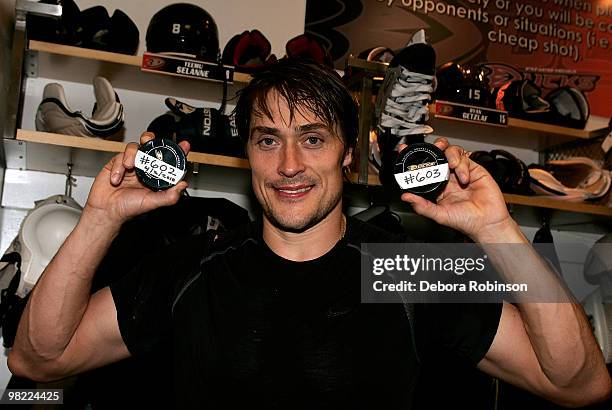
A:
[398,137,512,240]
[84,132,190,226]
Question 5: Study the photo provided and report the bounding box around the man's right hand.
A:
[85,132,190,226]
[8,132,191,382]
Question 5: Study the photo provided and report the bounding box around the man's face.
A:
[246,91,353,232]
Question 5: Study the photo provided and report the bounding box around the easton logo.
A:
[228,114,238,137]
[202,108,212,137]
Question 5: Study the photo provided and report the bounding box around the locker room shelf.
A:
[503,194,612,217]
[431,106,608,140]
[27,40,253,84]
[506,118,608,140]
[29,40,142,66]
[345,57,610,141]
[15,129,250,170]
[351,174,612,233]
[11,130,612,232]
[15,128,612,215]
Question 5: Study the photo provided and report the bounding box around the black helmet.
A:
[436,62,492,107]
[27,0,83,46]
[27,0,139,55]
[146,3,220,62]
[493,79,550,115]
[546,86,590,129]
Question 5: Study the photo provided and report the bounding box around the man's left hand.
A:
[399,137,513,240]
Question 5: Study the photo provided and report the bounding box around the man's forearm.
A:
[11,206,120,366]
[474,220,607,390]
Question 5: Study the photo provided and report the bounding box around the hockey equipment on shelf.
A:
[148,97,243,158]
[494,79,590,129]
[146,3,220,62]
[285,33,333,67]
[469,150,532,195]
[147,112,180,141]
[27,0,82,46]
[35,76,124,138]
[528,157,611,201]
[27,0,139,55]
[79,6,139,55]
[493,79,550,115]
[435,62,492,108]
[222,29,277,73]
[545,86,590,129]
[357,46,395,64]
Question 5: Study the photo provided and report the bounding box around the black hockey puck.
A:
[393,142,449,201]
[134,138,187,191]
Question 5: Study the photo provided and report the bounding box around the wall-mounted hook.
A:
[65,162,76,197]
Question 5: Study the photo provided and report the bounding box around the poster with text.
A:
[305,0,612,117]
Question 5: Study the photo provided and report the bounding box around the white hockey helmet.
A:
[17,195,82,297]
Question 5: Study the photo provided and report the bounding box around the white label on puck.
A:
[394,163,449,190]
[135,150,185,185]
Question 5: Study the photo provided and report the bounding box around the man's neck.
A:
[262,207,346,262]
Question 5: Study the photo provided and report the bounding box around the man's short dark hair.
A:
[234,59,358,149]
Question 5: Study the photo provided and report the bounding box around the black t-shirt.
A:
[110,217,502,409]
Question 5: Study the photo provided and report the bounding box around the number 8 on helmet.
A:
[145,3,220,63]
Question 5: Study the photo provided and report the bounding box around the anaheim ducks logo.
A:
[436,103,454,116]
[483,63,600,96]
[142,54,166,69]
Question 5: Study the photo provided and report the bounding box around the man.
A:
[8,59,611,408]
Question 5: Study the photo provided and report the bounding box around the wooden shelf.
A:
[346,57,609,140]
[17,129,125,152]
[430,105,607,140]
[15,129,250,169]
[506,118,608,139]
[28,40,252,84]
[502,194,612,217]
[349,171,612,219]
[29,40,142,66]
[429,103,607,140]
[9,129,611,232]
